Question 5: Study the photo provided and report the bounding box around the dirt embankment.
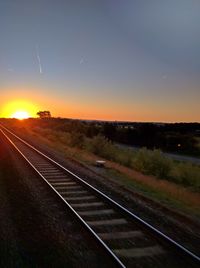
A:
[0,132,115,267]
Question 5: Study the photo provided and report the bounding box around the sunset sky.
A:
[0,0,200,122]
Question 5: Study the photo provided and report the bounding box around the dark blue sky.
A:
[0,0,200,121]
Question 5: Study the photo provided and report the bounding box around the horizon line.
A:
[0,117,199,124]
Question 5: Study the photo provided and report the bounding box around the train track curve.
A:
[0,124,199,267]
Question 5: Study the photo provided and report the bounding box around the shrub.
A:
[114,148,134,167]
[70,132,85,148]
[133,148,172,178]
[24,126,200,190]
[171,163,200,189]
[86,135,111,155]
[85,135,135,167]
[59,132,71,146]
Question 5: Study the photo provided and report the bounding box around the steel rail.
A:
[1,124,200,266]
[0,128,125,268]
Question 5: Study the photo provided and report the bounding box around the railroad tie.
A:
[98,230,144,240]
[61,190,88,195]
[38,168,59,171]
[70,202,104,208]
[65,196,96,201]
[53,186,80,191]
[34,164,52,167]
[52,182,76,186]
[87,218,127,226]
[41,172,66,176]
[59,185,82,190]
[47,179,71,183]
[78,209,115,216]
[113,245,165,258]
[45,175,68,179]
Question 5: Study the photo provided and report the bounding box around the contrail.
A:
[80,57,87,65]
[36,44,42,74]
[80,57,84,65]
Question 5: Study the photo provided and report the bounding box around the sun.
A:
[12,110,30,120]
[0,100,39,119]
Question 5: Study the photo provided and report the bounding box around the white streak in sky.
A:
[80,57,87,65]
[36,45,42,74]
[80,57,84,65]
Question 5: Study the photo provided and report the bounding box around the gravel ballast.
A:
[11,129,200,257]
[0,131,115,267]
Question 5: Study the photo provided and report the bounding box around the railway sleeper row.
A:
[1,127,199,268]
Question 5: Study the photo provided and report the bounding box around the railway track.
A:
[0,125,199,268]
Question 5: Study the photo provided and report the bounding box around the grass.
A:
[84,135,200,191]
[72,149,200,217]
[37,130,200,217]
[105,168,198,211]
[104,164,200,217]
[3,120,200,218]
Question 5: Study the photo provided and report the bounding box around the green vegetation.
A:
[103,168,200,217]
[1,119,200,191]
[29,127,200,191]
[85,135,135,167]
[2,118,200,156]
[1,119,200,218]
[133,148,173,178]
[84,136,200,190]
[133,148,200,189]
[171,163,200,189]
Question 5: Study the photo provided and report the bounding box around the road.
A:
[116,143,200,165]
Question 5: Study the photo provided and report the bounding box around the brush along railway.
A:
[0,125,199,268]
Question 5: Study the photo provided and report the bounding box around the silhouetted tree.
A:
[37,111,51,119]
[102,123,116,141]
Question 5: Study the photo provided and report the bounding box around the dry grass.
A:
[46,139,200,215]
[6,122,200,217]
[70,150,200,211]
[108,161,200,208]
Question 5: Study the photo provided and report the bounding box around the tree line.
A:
[24,118,200,156]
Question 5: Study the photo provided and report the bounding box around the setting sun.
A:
[0,100,39,119]
[11,110,30,120]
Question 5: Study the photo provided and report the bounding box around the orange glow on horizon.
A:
[0,87,199,122]
[0,100,39,119]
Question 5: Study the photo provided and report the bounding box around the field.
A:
[1,118,200,218]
